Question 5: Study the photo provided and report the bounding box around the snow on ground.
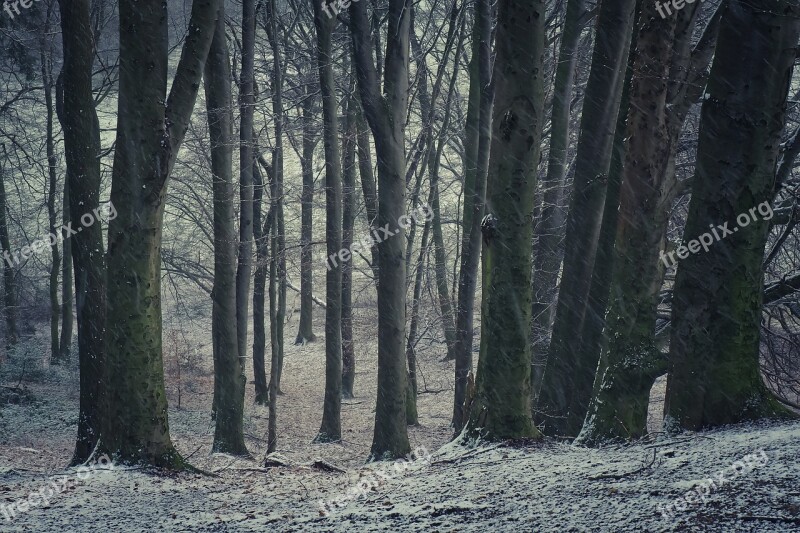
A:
[2,310,800,531]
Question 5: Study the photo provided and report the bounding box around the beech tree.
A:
[665,0,800,431]
[463,0,546,441]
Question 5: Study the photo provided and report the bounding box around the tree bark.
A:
[103,0,219,466]
[664,0,800,431]
[535,0,638,437]
[313,1,343,443]
[236,0,257,382]
[529,0,586,399]
[463,0,546,441]
[349,0,412,460]
[205,7,249,456]
[57,0,108,464]
[0,161,18,352]
[453,0,492,431]
[341,77,357,400]
[296,79,317,345]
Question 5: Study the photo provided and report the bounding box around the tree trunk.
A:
[664,0,800,431]
[266,0,288,395]
[576,0,676,445]
[529,0,585,399]
[0,163,18,352]
[313,1,343,443]
[42,37,61,365]
[296,81,317,345]
[236,0,256,383]
[341,78,357,400]
[453,0,491,431]
[59,178,74,361]
[205,7,249,456]
[57,0,108,465]
[463,0,546,441]
[349,0,412,460]
[252,157,271,406]
[535,0,638,438]
[103,0,218,466]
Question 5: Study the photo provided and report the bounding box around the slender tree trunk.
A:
[42,38,62,365]
[405,215,431,426]
[341,80,357,400]
[356,110,380,280]
[252,155,272,405]
[59,179,74,360]
[296,82,317,345]
[103,0,218,466]
[665,0,800,431]
[57,0,108,464]
[236,0,256,382]
[313,1,343,442]
[535,0,638,438]
[266,0,288,394]
[350,0,412,460]
[205,8,249,456]
[453,0,491,431]
[0,165,18,352]
[463,0,546,441]
[529,0,586,399]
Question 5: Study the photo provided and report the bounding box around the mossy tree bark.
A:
[535,0,637,438]
[57,0,107,464]
[350,0,412,460]
[463,0,546,441]
[313,1,343,443]
[103,0,219,466]
[204,7,250,457]
[576,0,676,445]
[665,0,800,431]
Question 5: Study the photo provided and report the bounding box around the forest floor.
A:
[1,308,800,532]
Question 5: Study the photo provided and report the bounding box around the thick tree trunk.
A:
[576,1,675,445]
[535,0,638,438]
[453,0,491,431]
[313,1,343,443]
[529,0,586,398]
[57,0,108,464]
[205,8,249,456]
[103,0,218,466]
[664,0,800,431]
[463,0,546,441]
[350,0,412,460]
